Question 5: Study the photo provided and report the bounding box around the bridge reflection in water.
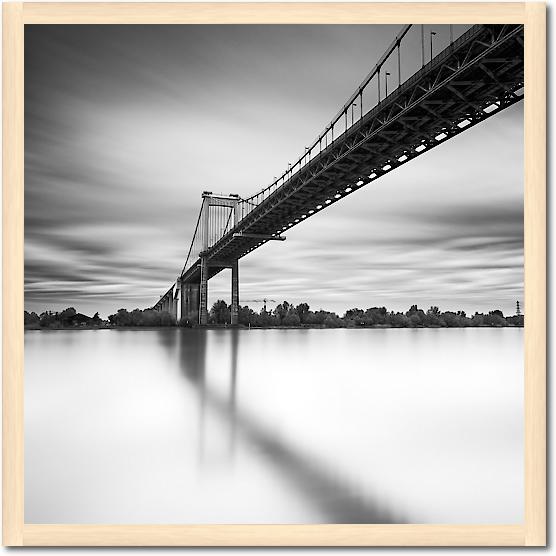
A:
[24,328,523,523]
[156,329,404,524]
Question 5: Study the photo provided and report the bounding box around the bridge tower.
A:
[199,192,241,325]
[181,192,241,326]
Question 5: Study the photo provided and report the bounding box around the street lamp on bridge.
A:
[430,31,437,62]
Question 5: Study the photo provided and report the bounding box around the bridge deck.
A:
[180,23,523,285]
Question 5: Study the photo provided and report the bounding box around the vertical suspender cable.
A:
[397,42,401,87]
[421,25,425,67]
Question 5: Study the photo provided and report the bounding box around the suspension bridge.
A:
[152,23,524,325]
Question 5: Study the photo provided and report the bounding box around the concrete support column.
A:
[179,281,187,322]
[185,284,192,319]
[199,256,209,325]
[170,293,177,321]
[175,286,181,322]
[190,283,200,323]
[179,281,201,324]
[231,260,239,326]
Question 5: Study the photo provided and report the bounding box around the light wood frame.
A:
[2,2,545,546]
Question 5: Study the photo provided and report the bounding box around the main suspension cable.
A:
[181,204,204,276]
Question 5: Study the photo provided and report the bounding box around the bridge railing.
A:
[236,23,472,222]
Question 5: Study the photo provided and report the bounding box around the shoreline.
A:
[24,323,524,331]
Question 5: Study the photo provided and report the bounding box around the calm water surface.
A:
[25,328,523,524]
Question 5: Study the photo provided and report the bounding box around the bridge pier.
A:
[169,289,177,321]
[173,285,180,321]
[231,260,239,326]
[179,281,200,324]
[199,256,209,325]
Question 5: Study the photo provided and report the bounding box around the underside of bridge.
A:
[153,23,524,326]
[157,255,238,325]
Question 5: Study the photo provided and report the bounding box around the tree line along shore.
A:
[24,301,524,329]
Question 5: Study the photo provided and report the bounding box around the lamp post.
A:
[351,103,357,126]
[430,31,437,62]
[385,72,391,97]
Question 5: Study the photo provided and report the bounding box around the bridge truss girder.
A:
[198,24,523,271]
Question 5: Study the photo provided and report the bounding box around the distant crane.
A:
[242,298,276,312]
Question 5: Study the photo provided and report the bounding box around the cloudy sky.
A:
[25,24,523,318]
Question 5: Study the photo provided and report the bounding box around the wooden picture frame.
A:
[3,2,546,546]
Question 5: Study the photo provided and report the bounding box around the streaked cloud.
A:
[25,25,523,317]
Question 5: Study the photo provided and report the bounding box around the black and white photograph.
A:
[24,22,524,525]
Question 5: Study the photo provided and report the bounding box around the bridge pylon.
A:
[199,256,209,325]
[231,259,239,326]
[195,256,239,326]
[175,192,242,326]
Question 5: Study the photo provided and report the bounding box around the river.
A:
[25,327,523,524]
